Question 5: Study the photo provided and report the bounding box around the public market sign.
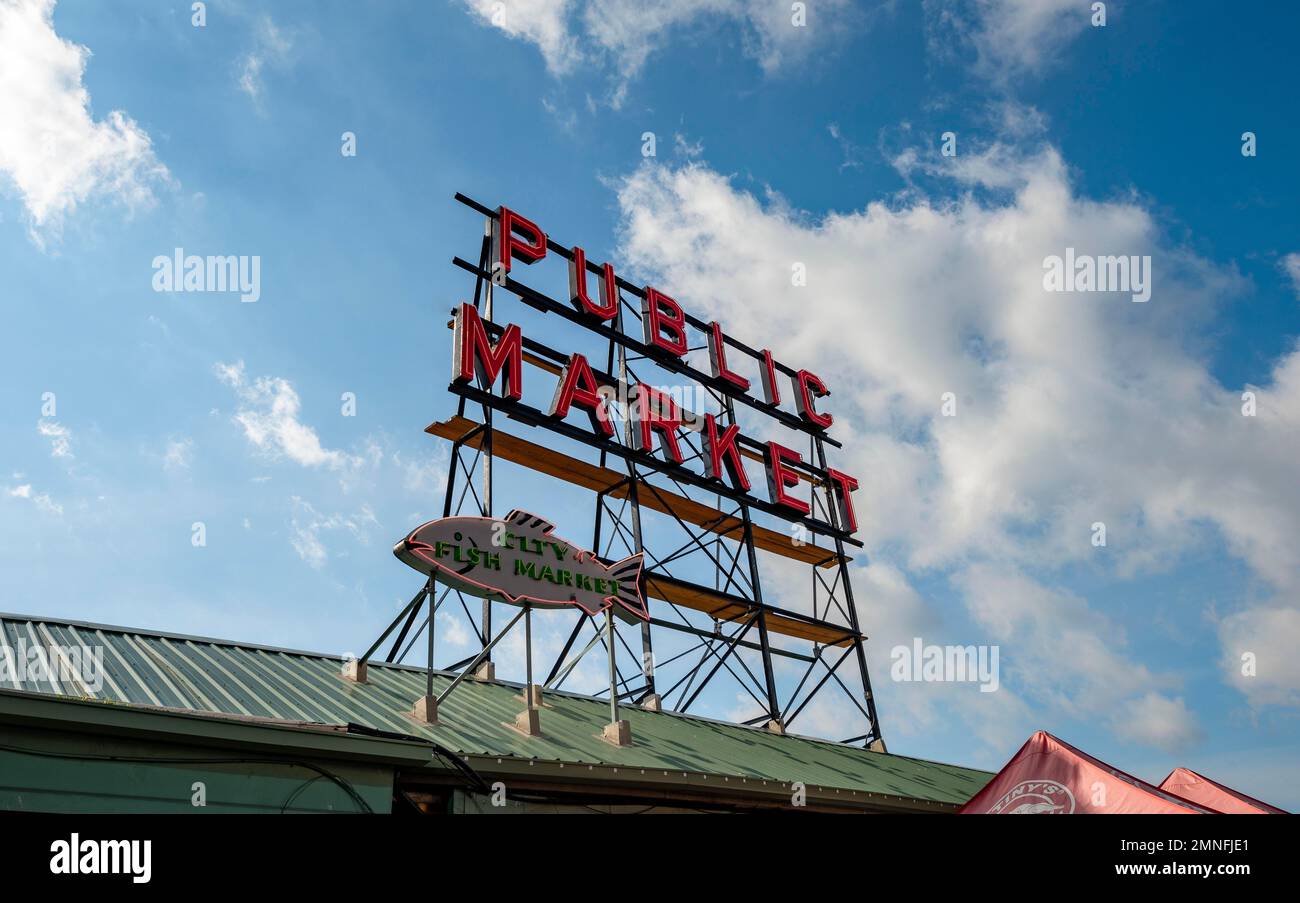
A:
[451,200,862,541]
[395,509,649,622]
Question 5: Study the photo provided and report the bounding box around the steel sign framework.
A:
[356,193,884,749]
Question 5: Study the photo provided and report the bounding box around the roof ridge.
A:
[0,609,351,660]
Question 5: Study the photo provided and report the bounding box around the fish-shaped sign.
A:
[394,509,648,622]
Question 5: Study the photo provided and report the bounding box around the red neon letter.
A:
[569,247,620,321]
[452,303,522,400]
[641,287,688,358]
[708,322,750,392]
[760,349,781,406]
[493,206,547,276]
[826,468,860,534]
[702,414,751,492]
[764,441,809,515]
[630,385,684,463]
[794,370,833,429]
[549,353,614,437]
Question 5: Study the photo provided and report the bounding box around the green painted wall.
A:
[0,724,394,814]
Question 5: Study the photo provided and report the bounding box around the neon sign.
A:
[452,203,863,540]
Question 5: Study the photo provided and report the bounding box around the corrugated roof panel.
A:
[0,614,991,804]
[65,625,134,703]
[114,631,189,708]
[157,636,247,712]
[11,620,61,695]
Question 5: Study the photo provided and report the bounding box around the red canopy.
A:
[1158,767,1288,814]
[960,731,1210,814]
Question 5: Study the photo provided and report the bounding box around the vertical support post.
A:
[413,578,439,724]
[606,610,618,725]
[629,477,656,702]
[479,215,494,667]
[592,489,606,555]
[752,591,783,733]
[814,434,883,749]
[525,604,534,705]
[602,609,631,745]
[441,442,459,518]
[728,390,782,733]
[425,585,436,698]
[514,601,542,735]
[614,303,657,706]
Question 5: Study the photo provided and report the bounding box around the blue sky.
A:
[1,1,1297,806]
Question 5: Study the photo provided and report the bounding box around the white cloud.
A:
[959,566,1200,753]
[828,122,865,171]
[1217,606,1300,708]
[163,437,193,472]
[436,608,472,651]
[843,562,1029,749]
[1117,692,1200,753]
[990,98,1050,139]
[540,96,578,132]
[609,147,1300,726]
[288,497,378,569]
[37,419,72,459]
[925,0,1094,81]
[1281,253,1300,299]
[463,0,853,105]
[673,133,704,159]
[580,0,736,85]
[215,361,363,471]
[237,15,294,108]
[468,1,1093,100]
[395,450,448,496]
[464,0,581,74]
[6,482,63,516]
[0,0,171,243]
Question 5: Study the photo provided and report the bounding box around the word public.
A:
[454,205,861,533]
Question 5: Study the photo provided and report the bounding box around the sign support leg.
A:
[602,609,632,745]
[413,579,439,724]
[512,602,542,735]
[479,213,495,678]
[813,434,883,749]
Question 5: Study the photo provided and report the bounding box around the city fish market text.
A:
[453,204,863,534]
[396,510,648,622]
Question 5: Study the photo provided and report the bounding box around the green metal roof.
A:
[0,613,991,806]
